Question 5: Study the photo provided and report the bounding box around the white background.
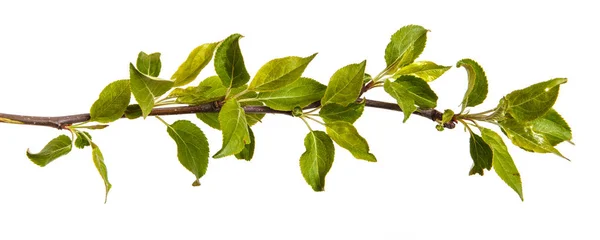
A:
[0,1,597,239]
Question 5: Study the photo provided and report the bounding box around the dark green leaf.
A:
[89,80,131,123]
[256,77,326,111]
[457,59,488,111]
[299,131,335,192]
[124,104,143,119]
[235,127,255,161]
[196,112,221,130]
[383,76,437,122]
[325,121,376,162]
[165,120,210,186]
[480,128,523,201]
[499,118,568,160]
[363,73,373,84]
[319,102,364,124]
[129,63,174,118]
[136,52,162,77]
[468,133,493,176]
[321,61,366,106]
[171,42,219,87]
[26,135,72,167]
[384,25,428,69]
[213,99,250,158]
[248,53,317,92]
[91,143,111,203]
[74,131,92,149]
[531,109,572,146]
[505,78,567,122]
[393,61,450,82]
[215,34,250,88]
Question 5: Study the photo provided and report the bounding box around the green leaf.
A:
[442,109,454,124]
[319,102,364,124]
[299,131,335,192]
[363,73,373,84]
[165,120,210,186]
[505,78,567,122]
[480,128,523,201]
[235,127,255,161]
[393,61,450,82]
[167,86,213,105]
[384,25,428,69]
[248,53,317,92]
[256,77,326,111]
[171,42,219,87]
[129,63,174,118]
[213,99,250,158]
[321,61,366,106]
[457,59,488,111]
[74,131,92,149]
[26,135,72,167]
[531,109,572,146]
[196,112,221,130]
[215,34,250,88]
[124,104,143,119]
[325,121,376,162]
[136,52,162,77]
[383,76,438,122]
[89,80,131,123]
[91,143,111,203]
[468,133,493,176]
[499,118,568,160]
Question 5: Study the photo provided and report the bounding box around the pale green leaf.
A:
[321,61,366,106]
[299,131,335,192]
[26,135,72,167]
[91,143,111,203]
[468,133,493,176]
[213,99,250,158]
[89,80,131,123]
[136,52,162,77]
[505,78,567,122]
[235,127,255,161]
[256,77,326,111]
[215,33,250,88]
[171,42,219,87]
[442,109,454,124]
[393,61,450,82]
[319,102,364,124]
[384,25,428,70]
[165,120,210,186]
[480,127,523,201]
[326,121,376,162]
[500,118,568,160]
[384,76,437,122]
[167,86,212,105]
[248,53,317,92]
[457,59,488,111]
[531,109,572,146]
[129,63,174,118]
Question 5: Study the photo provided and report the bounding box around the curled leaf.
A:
[457,59,488,111]
[26,135,72,167]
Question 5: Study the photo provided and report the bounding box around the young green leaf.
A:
[91,143,111,203]
[393,61,451,82]
[457,59,488,111]
[383,76,437,122]
[441,109,454,124]
[321,61,366,106]
[325,121,376,162]
[129,63,174,118]
[235,127,255,161]
[196,112,221,130]
[505,78,567,122]
[499,118,568,160]
[213,99,250,158]
[166,86,212,105]
[74,131,92,149]
[136,52,162,77]
[248,53,317,92]
[299,131,335,192]
[89,79,131,123]
[124,104,143,119]
[214,34,250,88]
[26,135,72,167]
[468,133,493,176]
[384,25,428,70]
[480,128,523,201]
[256,77,326,111]
[171,42,219,87]
[319,102,365,124]
[165,120,210,186]
[531,109,572,146]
